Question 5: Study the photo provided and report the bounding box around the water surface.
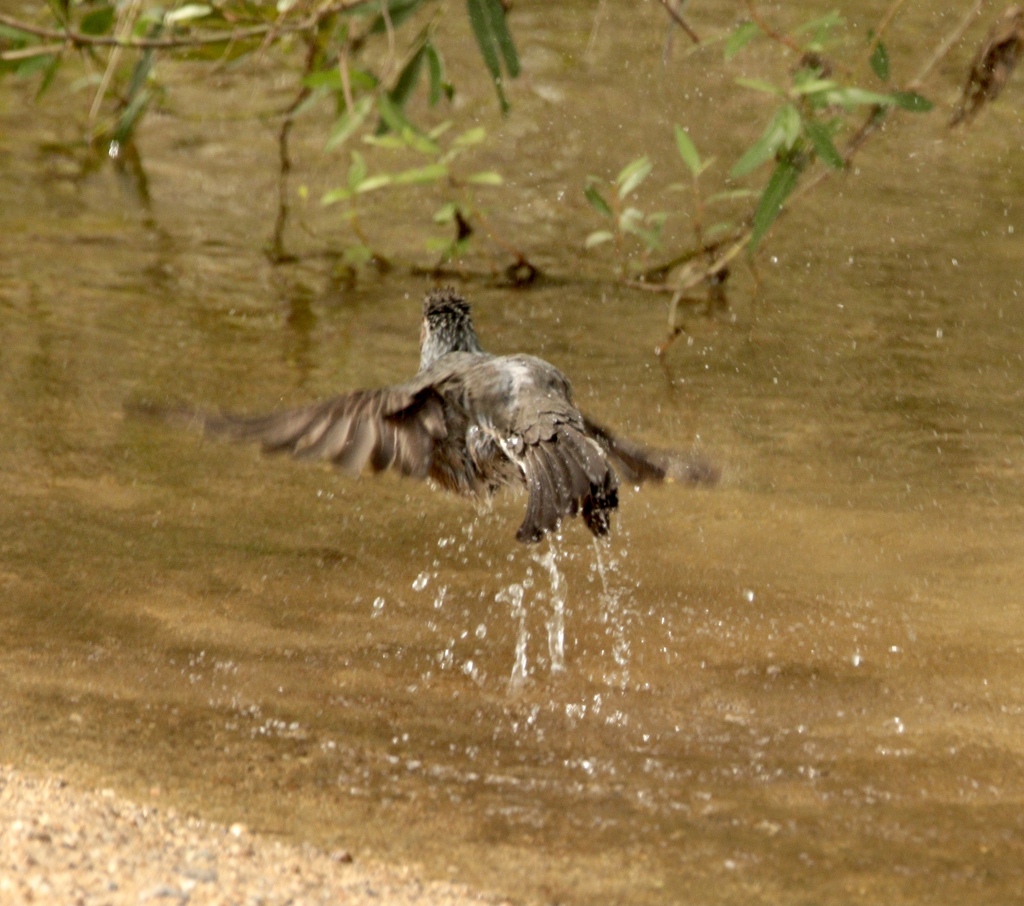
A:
[2,2,1024,904]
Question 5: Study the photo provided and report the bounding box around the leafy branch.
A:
[1,0,522,268]
[585,1,1009,355]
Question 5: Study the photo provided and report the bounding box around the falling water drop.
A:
[496,583,527,690]
[533,540,567,673]
[592,538,630,684]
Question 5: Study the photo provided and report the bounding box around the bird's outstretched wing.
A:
[582,415,720,486]
[128,387,448,480]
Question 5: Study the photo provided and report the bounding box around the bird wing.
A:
[582,414,720,486]
[135,385,448,480]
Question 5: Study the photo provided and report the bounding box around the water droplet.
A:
[371,596,385,618]
[412,571,430,592]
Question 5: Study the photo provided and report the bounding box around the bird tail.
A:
[516,425,619,543]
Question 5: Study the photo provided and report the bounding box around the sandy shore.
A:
[0,764,509,905]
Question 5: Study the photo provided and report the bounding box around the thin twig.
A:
[744,0,802,53]
[0,42,65,61]
[907,0,989,90]
[89,0,141,126]
[658,0,701,44]
[866,0,909,62]
[338,43,354,112]
[585,0,607,58]
[380,0,397,86]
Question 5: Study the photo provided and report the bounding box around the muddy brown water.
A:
[2,2,1024,903]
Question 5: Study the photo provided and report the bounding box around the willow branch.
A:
[0,4,361,52]
[647,0,988,297]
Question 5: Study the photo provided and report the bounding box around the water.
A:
[2,1,1024,904]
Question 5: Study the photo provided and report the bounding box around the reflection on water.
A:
[3,1,1024,904]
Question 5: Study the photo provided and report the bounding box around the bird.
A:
[135,288,716,543]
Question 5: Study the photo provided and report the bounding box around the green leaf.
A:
[791,77,839,96]
[618,206,644,234]
[730,105,801,178]
[322,187,352,206]
[347,151,368,191]
[778,103,802,146]
[869,40,889,82]
[616,155,652,198]
[391,162,449,185]
[0,23,34,41]
[749,156,803,252]
[326,95,373,151]
[424,42,453,105]
[302,70,340,91]
[113,86,151,143]
[674,125,701,177]
[484,0,519,77]
[303,68,377,93]
[791,11,845,35]
[80,4,115,35]
[825,86,896,109]
[433,202,458,223]
[467,170,503,185]
[376,95,439,152]
[735,77,785,97]
[803,119,844,169]
[724,21,759,60]
[890,90,933,112]
[15,53,57,80]
[454,126,487,146]
[354,173,394,193]
[731,134,777,179]
[584,183,613,218]
[704,221,737,242]
[466,0,519,113]
[388,43,426,111]
[706,188,758,204]
[362,133,409,150]
[35,52,62,99]
[164,4,211,25]
[791,10,844,49]
[584,230,615,249]
[428,121,454,140]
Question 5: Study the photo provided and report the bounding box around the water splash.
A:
[533,539,567,673]
[495,583,528,690]
[592,538,630,686]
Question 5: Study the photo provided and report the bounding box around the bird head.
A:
[420,288,484,370]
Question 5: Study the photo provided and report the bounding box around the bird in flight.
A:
[137,289,715,542]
